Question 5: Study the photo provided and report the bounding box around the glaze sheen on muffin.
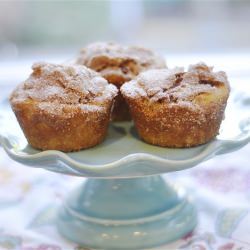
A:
[76,42,166,121]
[121,62,230,147]
[10,62,118,152]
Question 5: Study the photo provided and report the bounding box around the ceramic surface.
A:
[57,176,197,249]
[0,91,249,178]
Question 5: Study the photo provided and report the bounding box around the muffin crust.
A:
[10,62,118,152]
[121,62,230,147]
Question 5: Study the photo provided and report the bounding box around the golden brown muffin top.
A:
[121,62,230,107]
[75,42,166,83]
[10,62,118,113]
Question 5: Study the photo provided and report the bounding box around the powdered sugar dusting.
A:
[10,62,118,114]
[121,62,229,108]
[76,42,166,80]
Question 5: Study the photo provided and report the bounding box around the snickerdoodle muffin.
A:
[121,62,230,147]
[10,62,118,152]
[76,42,166,121]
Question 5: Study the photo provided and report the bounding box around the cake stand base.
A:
[57,176,197,249]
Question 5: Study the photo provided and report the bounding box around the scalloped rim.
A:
[0,127,250,176]
[1,92,250,177]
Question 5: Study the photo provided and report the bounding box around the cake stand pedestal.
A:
[57,176,196,249]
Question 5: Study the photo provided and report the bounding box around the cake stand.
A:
[0,91,250,250]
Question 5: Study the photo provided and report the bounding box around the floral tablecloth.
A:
[0,144,250,250]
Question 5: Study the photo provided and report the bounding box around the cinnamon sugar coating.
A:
[10,62,118,152]
[121,62,230,147]
[76,42,166,121]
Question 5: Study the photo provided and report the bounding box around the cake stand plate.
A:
[0,91,250,249]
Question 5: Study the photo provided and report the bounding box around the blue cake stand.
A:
[0,91,250,249]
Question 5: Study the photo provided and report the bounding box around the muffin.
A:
[76,42,166,121]
[10,62,118,152]
[121,62,230,147]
